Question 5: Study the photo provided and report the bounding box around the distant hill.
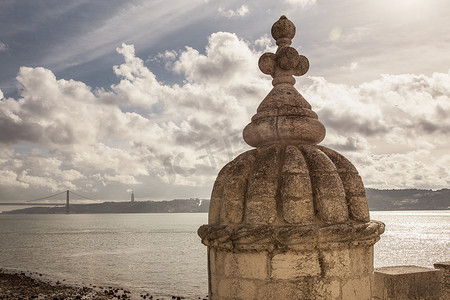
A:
[366,188,450,210]
[3,198,210,214]
[2,189,449,214]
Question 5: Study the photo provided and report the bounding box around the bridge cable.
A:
[26,191,67,203]
[69,191,94,201]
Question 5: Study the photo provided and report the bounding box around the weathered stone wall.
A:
[434,262,450,300]
[373,266,443,300]
[208,245,375,300]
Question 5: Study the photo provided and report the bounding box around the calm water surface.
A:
[0,211,448,298]
[371,211,449,268]
[0,213,208,298]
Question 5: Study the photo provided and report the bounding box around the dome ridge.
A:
[208,144,370,226]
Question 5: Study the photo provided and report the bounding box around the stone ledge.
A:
[434,262,450,270]
[373,266,442,300]
[433,262,450,300]
[198,220,384,251]
[376,266,440,275]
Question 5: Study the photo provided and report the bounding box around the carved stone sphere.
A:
[271,15,295,42]
[208,144,370,226]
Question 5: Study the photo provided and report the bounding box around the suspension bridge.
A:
[0,190,96,214]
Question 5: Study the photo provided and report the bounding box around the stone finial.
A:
[271,15,295,46]
[243,16,326,147]
[259,15,309,85]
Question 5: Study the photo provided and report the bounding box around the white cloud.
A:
[323,134,370,152]
[152,50,179,70]
[0,89,4,100]
[218,5,249,18]
[305,71,450,140]
[0,32,269,200]
[341,27,371,43]
[285,0,317,7]
[303,70,450,189]
[172,32,260,86]
[254,34,276,52]
[1,28,449,200]
[0,41,7,52]
[155,50,178,62]
[340,62,359,72]
[0,169,29,188]
[349,151,450,190]
[104,174,141,185]
[39,1,207,72]
[349,62,358,70]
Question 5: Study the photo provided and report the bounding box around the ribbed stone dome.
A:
[208,143,369,226]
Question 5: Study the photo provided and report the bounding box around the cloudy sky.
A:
[0,0,449,202]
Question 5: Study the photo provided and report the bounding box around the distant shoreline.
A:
[2,207,449,215]
[2,198,210,214]
[1,188,449,214]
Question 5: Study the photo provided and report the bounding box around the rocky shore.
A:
[0,269,103,299]
[0,269,206,300]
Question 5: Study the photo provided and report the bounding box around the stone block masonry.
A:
[434,262,450,300]
[207,245,376,300]
[373,266,443,300]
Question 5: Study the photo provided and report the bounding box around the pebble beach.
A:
[0,269,205,300]
[0,269,103,299]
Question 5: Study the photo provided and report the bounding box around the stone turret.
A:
[198,16,385,300]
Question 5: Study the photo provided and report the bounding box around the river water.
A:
[0,211,448,298]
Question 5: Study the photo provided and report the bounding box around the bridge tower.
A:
[66,190,69,214]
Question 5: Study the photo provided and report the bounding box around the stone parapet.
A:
[373,266,443,300]
[434,262,450,300]
[207,245,376,300]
